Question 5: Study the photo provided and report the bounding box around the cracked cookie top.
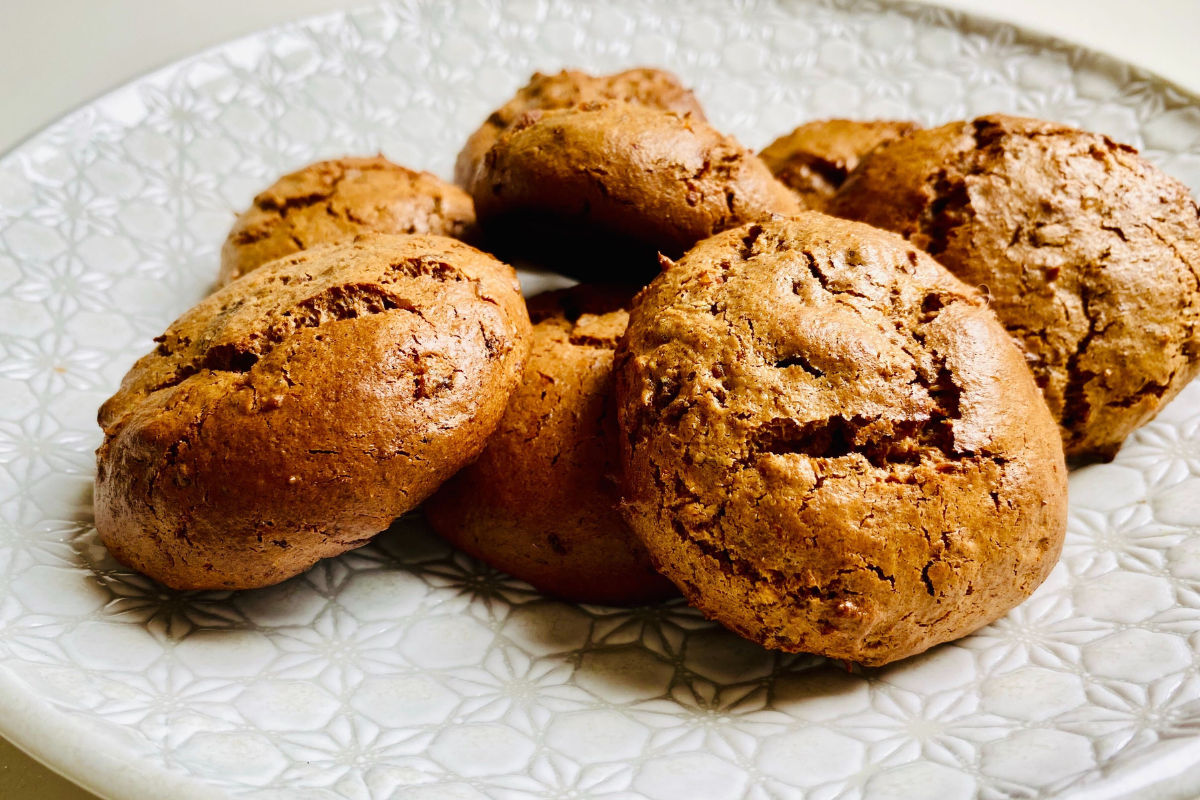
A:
[470,103,802,278]
[425,284,676,605]
[96,234,531,591]
[759,118,920,210]
[828,114,1200,460]
[453,67,706,188]
[219,156,478,287]
[615,213,1067,666]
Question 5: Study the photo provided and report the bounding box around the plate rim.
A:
[1,1,1199,799]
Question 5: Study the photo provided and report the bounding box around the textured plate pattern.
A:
[2,1,1200,798]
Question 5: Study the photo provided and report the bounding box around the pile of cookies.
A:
[94,68,1200,666]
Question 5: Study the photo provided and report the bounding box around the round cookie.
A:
[96,234,531,591]
[472,103,802,277]
[615,214,1068,666]
[220,156,477,286]
[760,119,920,210]
[425,285,675,605]
[454,67,706,187]
[827,114,1200,460]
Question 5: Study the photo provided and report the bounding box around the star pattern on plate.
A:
[0,0,1199,798]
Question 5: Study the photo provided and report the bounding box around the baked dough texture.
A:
[471,103,802,275]
[425,285,675,605]
[220,156,477,286]
[96,234,531,590]
[760,119,920,210]
[615,213,1068,666]
[828,114,1200,460]
[454,67,706,187]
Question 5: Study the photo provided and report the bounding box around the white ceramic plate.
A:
[3,1,1200,798]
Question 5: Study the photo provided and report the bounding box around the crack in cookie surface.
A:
[94,234,532,591]
[615,214,1068,665]
[220,157,478,286]
[453,67,707,188]
[830,114,1200,460]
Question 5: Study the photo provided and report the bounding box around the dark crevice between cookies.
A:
[530,287,619,324]
[529,286,633,350]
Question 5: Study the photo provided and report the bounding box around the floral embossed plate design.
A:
[2,1,1200,798]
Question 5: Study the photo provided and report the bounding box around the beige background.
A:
[1,1,1198,797]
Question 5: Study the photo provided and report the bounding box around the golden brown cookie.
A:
[454,67,706,187]
[220,156,477,286]
[760,119,920,210]
[471,103,802,278]
[96,234,531,591]
[615,214,1068,666]
[424,285,675,605]
[828,115,1200,461]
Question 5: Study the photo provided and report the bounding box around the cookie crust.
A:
[828,114,1200,460]
[760,118,919,210]
[615,214,1068,666]
[454,67,706,188]
[97,234,530,590]
[220,156,477,286]
[472,103,801,276]
[425,285,675,605]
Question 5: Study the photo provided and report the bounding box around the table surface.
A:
[3,1,1199,798]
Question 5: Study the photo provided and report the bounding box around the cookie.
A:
[220,156,477,286]
[454,67,705,187]
[424,285,675,605]
[471,103,802,278]
[760,119,919,210]
[96,234,531,590]
[828,114,1200,460]
[615,214,1068,666]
